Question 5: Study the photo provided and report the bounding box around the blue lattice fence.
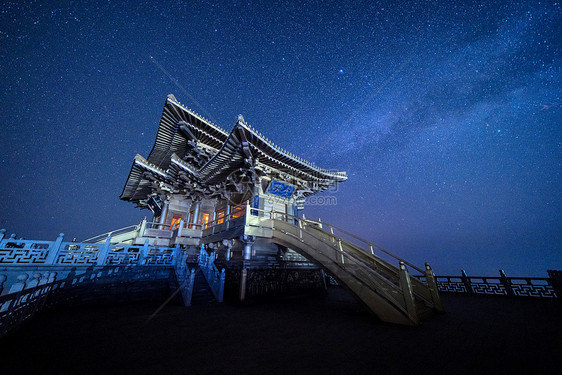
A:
[415,270,559,299]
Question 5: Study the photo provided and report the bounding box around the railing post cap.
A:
[59,233,64,237]
[17,273,29,282]
[10,233,16,238]
[0,228,6,233]
[425,262,432,270]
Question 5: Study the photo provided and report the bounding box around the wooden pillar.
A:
[159,200,169,229]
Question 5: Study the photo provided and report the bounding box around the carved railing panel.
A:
[55,243,101,265]
[510,279,556,298]
[0,233,179,267]
[0,240,53,264]
[105,246,141,265]
[0,248,50,264]
[416,270,558,299]
[435,277,467,293]
[144,248,175,265]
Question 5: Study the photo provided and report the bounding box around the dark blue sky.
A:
[1,1,560,276]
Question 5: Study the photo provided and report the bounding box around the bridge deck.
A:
[0,288,560,374]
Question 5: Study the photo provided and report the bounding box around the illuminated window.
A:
[217,211,225,224]
[202,213,210,228]
[231,205,246,218]
[170,215,182,230]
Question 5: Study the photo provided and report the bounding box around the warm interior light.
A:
[170,215,182,229]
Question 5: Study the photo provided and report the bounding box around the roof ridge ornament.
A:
[238,114,245,124]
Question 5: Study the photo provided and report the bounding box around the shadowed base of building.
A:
[0,288,560,375]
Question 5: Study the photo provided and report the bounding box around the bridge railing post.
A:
[424,263,444,313]
[399,262,419,325]
[0,228,6,242]
[45,233,64,265]
[97,235,112,265]
[138,239,149,265]
[499,269,514,296]
[461,269,473,294]
[337,239,345,264]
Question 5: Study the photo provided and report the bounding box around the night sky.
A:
[1,1,560,276]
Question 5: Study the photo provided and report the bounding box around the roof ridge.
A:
[166,94,229,136]
[235,120,346,180]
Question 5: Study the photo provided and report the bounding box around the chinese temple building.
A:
[119,94,349,298]
[115,94,444,325]
[120,94,346,246]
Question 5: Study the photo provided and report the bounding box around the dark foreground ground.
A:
[1,288,561,375]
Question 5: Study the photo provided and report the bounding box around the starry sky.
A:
[1,0,560,276]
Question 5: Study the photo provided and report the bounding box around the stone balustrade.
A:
[0,229,190,339]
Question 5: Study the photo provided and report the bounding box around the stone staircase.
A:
[266,217,443,326]
[191,268,216,305]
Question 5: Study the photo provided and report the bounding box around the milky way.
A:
[0,1,560,276]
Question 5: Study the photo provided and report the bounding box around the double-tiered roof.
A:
[120,94,347,207]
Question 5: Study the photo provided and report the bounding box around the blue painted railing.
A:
[0,229,187,338]
[0,230,178,267]
[415,269,559,299]
[173,248,196,306]
[198,246,225,303]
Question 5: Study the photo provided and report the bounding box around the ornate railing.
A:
[0,230,178,267]
[198,246,225,303]
[173,248,196,306]
[0,228,185,338]
[414,270,559,299]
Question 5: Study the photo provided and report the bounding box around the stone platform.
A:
[0,288,560,374]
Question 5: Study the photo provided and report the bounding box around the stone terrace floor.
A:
[1,287,560,375]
